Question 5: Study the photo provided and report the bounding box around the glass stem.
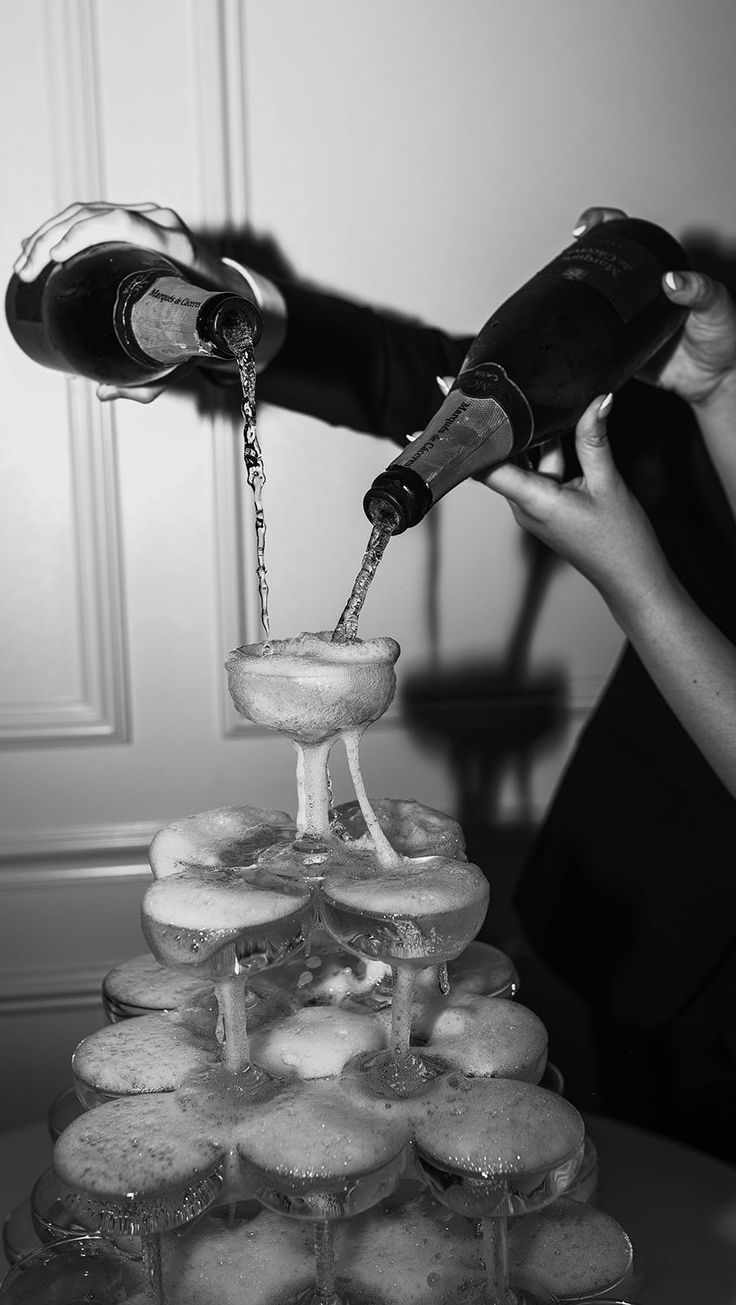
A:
[390,964,416,1054]
[314,1219,341,1305]
[215,975,250,1073]
[295,740,333,838]
[481,1215,510,1305]
[143,1231,165,1305]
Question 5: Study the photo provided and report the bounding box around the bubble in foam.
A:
[72,1010,219,1101]
[414,1078,585,1187]
[236,1079,410,1190]
[54,1094,224,1206]
[421,995,548,1083]
[323,854,487,919]
[249,1004,386,1080]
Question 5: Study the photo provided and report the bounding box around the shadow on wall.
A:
[401,527,569,948]
[681,228,736,295]
[402,529,568,834]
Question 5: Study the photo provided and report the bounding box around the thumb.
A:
[574,393,615,486]
[663,269,735,331]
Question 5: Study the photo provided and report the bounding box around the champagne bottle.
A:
[363,217,689,532]
[5,241,262,386]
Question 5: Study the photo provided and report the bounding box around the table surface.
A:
[1,1111,736,1302]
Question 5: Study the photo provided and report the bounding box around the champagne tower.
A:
[2,635,637,1305]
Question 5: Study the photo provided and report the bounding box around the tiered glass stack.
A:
[1,632,638,1304]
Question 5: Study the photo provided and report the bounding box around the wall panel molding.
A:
[0,966,110,1016]
[0,819,157,880]
[0,0,129,747]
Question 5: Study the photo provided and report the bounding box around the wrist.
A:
[220,257,287,372]
[690,365,736,418]
[599,550,679,634]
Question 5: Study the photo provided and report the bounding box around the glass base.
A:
[283,1285,376,1305]
[350,1046,447,1099]
[0,1234,144,1303]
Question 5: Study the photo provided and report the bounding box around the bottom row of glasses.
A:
[1,1215,641,1305]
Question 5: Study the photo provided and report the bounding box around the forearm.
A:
[257,279,470,444]
[217,261,470,445]
[612,570,736,799]
[693,371,736,520]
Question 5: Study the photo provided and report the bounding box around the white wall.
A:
[1,0,735,1128]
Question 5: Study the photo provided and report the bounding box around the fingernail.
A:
[97,386,113,401]
[665,271,684,292]
[13,254,27,273]
[598,392,614,417]
[572,222,587,237]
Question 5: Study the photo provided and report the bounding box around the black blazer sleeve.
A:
[256,279,473,447]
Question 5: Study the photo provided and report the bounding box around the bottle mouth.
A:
[208,295,263,356]
[363,468,433,534]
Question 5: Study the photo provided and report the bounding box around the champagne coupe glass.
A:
[507,1197,635,1303]
[102,952,214,1023]
[226,633,400,850]
[30,1167,97,1246]
[0,1235,144,1303]
[223,632,401,1082]
[319,853,489,1096]
[53,1095,226,1305]
[237,1081,410,1305]
[412,1077,585,1305]
[47,1085,86,1142]
[2,1200,40,1269]
[143,803,316,1088]
[142,869,313,1090]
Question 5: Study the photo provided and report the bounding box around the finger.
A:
[483,459,536,497]
[15,204,167,279]
[17,201,93,249]
[573,393,615,488]
[484,458,561,519]
[572,205,628,237]
[15,202,159,266]
[97,382,167,404]
[48,210,175,259]
[143,206,190,232]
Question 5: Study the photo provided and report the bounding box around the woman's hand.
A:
[13,201,244,403]
[484,394,672,620]
[574,206,736,410]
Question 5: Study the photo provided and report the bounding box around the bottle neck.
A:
[365,363,531,528]
[118,273,262,367]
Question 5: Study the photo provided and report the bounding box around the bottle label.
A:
[125,276,215,363]
[394,363,531,501]
[547,233,664,323]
